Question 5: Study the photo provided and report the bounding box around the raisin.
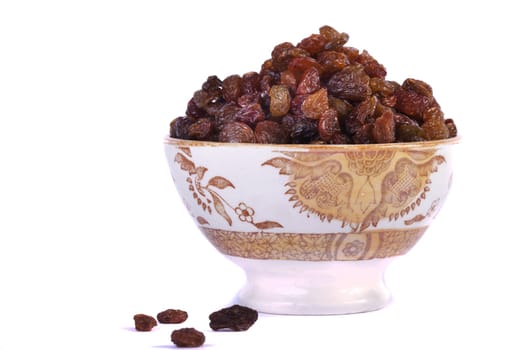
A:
[329,132,351,144]
[241,72,260,95]
[187,118,214,140]
[394,87,432,120]
[356,50,386,79]
[170,116,196,139]
[445,118,458,137]
[328,96,353,118]
[219,122,255,143]
[133,314,157,332]
[271,42,309,72]
[269,85,291,117]
[201,75,222,93]
[255,120,289,144]
[234,103,265,126]
[237,93,260,107]
[396,123,426,142]
[422,117,450,140]
[318,108,341,141]
[288,116,319,143]
[290,94,309,116]
[352,123,374,144]
[301,88,329,119]
[287,57,322,78]
[171,328,205,347]
[319,25,349,50]
[372,109,396,143]
[402,78,433,98]
[316,51,350,77]
[209,305,258,331]
[214,103,241,131]
[298,34,328,55]
[327,65,371,102]
[350,96,377,123]
[279,70,298,92]
[296,66,321,95]
[222,74,242,103]
[370,78,398,97]
[157,309,188,324]
[185,98,207,118]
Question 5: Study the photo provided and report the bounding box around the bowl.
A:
[164,136,458,315]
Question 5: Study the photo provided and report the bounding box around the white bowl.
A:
[164,136,458,315]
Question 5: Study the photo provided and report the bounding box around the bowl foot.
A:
[229,256,393,315]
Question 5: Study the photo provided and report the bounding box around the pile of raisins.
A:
[170,26,457,144]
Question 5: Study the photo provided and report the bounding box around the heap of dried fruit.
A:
[170,26,457,144]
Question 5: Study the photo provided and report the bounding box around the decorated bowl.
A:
[164,136,458,315]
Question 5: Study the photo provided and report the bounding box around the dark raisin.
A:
[352,123,374,144]
[370,77,398,97]
[187,118,214,140]
[328,96,353,118]
[237,93,261,107]
[157,309,188,324]
[327,65,371,102]
[171,328,205,347]
[219,122,255,143]
[445,118,457,137]
[269,85,291,117]
[186,98,207,118]
[170,116,196,139]
[241,72,260,95]
[394,86,433,120]
[290,94,309,116]
[402,78,433,98]
[301,88,329,119]
[255,120,289,144]
[289,116,319,143]
[396,123,426,142]
[234,103,265,126]
[133,314,157,332]
[222,74,242,103]
[209,304,258,331]
[201,75,222,92]
[271,42,309,72]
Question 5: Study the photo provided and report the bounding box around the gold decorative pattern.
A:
[200,227,427,261]
[263,149,445,232]
[174,147,283,230]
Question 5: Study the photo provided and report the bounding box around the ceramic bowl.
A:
[164,136,458,315]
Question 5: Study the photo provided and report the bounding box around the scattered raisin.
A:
[219,122,255,143]
[209,304,258,331]
[171,328,205,348]
[157,309,188,324]
[133,314,157,332]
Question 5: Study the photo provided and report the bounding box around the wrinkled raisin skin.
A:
[171,328,205,348]
[157,309,188,324]
[133,314,157,332]
[209,304,258,331]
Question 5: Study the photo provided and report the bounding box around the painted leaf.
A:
[207,176,235,189]
[210,192,232,226]
[196,216,210,225]
[195,166,208,181]
[254,221,284,230]
[175,153,196,174]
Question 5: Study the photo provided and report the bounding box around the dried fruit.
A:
[133,314,157,332]
[169,25,457,144]
[157,309,188,324]
[209,304,258,331]
[171,328,205,348]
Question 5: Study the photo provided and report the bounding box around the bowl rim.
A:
[164,135,460,150]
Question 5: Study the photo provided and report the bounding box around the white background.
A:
[1,0,524,349]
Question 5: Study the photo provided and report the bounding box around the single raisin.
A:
[222,74,242,103]
[319,25,349,50]
[187,118,214,140]
[445,118,458,137]
[170,116,196,139]
[328,96,353,118]
[201,75,222,93]
[218,122,255,143]
[327,65,371,102]
[318,108,341,141]
[241,72,260,95]
[396,123,426,142]
[394,86,432,120]
[157,309,188,324]
[356,50,386,79]
[234,103,265,126]
[402,78,433,98]
[237,93,261,107]
[296,66,321,95]
[133,314,157,332]
[279,70,298,93]
[269,85,292,117]
[298,34,328,55]
[255,120,289,144]
[372,109,396,143]
[316,50,350,77]
[301,88,329,119]
[171,328,205,347]
[209,304,258,331]
[288,116,319,143]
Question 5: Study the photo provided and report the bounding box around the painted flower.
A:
[235,202,255,223]
[342,239,365,257]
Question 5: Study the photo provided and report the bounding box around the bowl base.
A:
[229,256,393,315]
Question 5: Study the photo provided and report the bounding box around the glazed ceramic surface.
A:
[164,137,458,314]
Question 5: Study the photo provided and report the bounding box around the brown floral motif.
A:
[174,148,283,230]
[200,227,427,261]
[263,150,445,232]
